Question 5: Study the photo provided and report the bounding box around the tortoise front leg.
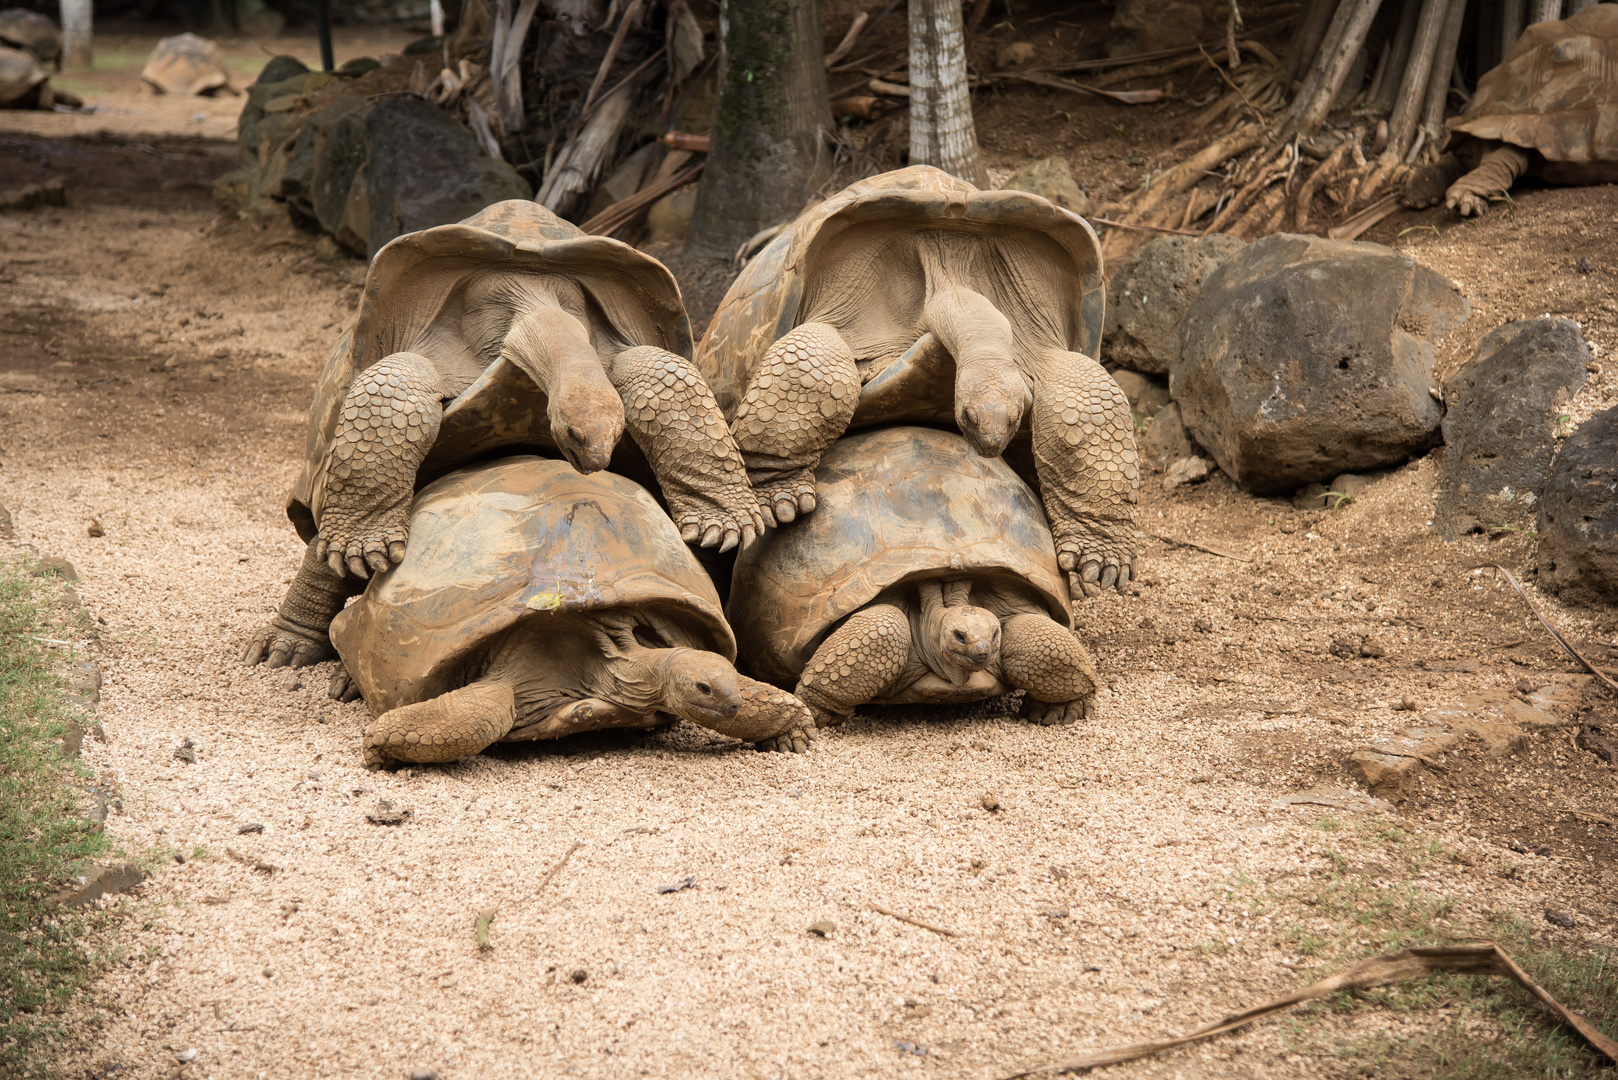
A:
[1445,143,1530,217]
[362,680,516,768]
[314,351,443,579]
[1028,350,1140,599]
[730,323,860,525]
[792,603,912,729]
[242,539,363,669]
[998,612,1099,726]
[607,345,766,552]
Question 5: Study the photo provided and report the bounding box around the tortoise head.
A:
[955,365,1027,457]
[936,604,1000,682]
[660,649,743,725]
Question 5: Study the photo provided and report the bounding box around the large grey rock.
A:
[1436,318,1589,539]
[1104,233,1245,376]
[1538,405,1618,605]
[311,110,369,243]
[362,98,532,258]
[1173,234,1469,495]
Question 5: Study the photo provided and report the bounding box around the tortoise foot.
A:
[362,681,516,767]
[328,667,361,702]
[241,615,331,670]
[1057,542,1138,600]
[314,511,410,580]
[1022,696,1093,726]
[755,723,816,753]
[753,469,819,527]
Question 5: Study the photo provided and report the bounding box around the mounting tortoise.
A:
[141,33,234,96]
[696,164,1141,599]
[0,42,45,107]
[329,456,811,767]
[1406,4,1618,216]
[729,426,1101,751]
[244,199,764,672]
[0,9,60,68]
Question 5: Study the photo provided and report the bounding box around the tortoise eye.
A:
[697,682,712,695]
[952,630,966,643]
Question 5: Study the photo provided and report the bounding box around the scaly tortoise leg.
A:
[361,680,515,768]
[242,539,363,669]
[792,603,911,730]
[1445,144,1531,218]
[314,351,443,580]
[730,322,860,526]
[608,345,767,552]
[698,676,813,746]
[998,613,1100,726]
[1029,350,1141,599]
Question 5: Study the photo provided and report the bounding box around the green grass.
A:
[0,558,116,1077]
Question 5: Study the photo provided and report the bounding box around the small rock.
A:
[45,861,146,908]
[981,792,1001,812]
[263,967,275,978]
[408,1071,437,1080]
[645,184,697,245]
[0,178,67,212]
[1108,0,1205,55]
[1330,473,1373,502]
[174,1048,198,1064]
[1358,638,1387,659]
[656,876,696,894]
[280,673,303,692]
[173,737,198,764]
[1293,481,1331,510]
[366,798,411,825]
[314,235,342,262]
[1039,905,1070,919]
[87,519,104,537]
[31,556,77,581]
[568,968,588,984]
[1192,615,1214,633]
[1162,455,1210,491]
[1538,404,1618,604]
[995,41,1037,68]
[1330,636,1361,660]
[1139,402,1201,472]
[59,723,84,758]
[1544,909,1576,928]
[237,822,264,834]
[807,920,836,937]
[1104,234,1246,376]
[1001,155,1089,215]
[1110,369,1170,422]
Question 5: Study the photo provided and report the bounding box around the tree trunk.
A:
[1370,0,1420,112]
[1287,0,1384,137]
[59,0,90,67]
[1285,0,1342,82]
[1418,0,1469,146]
[1500,0,1524,55]
[1566,0,1597,13]
[1528,0,1561,22]
[909,0,987,187]
[1384,0,1450,158]
[686,0,833,257]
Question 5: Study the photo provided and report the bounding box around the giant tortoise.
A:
[141,33,233,96]
[330,456,811,767]
[244,199,764,672]
[729,426,1101,750]
[696,164,1140,599]
[0,9,61,68]
[1407,4,1618,216]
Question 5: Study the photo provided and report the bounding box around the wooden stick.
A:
[870,903,960,937]
[1473,563,1618,695]
[1417,0,1468,147]
[824,10,871,67]
[1294,136,1353,229]
[1327,191,1399,238]
[582,45,666,123]
[1286,0,1386,138]
[1091,216,1204,236]
[1151,532,1255,561]
[1130,121,1265,217]
[1288,0,1342,80]
[987,70,1167,103]
[1558,807,1617,826]
[533,840,582,894]
[580,160,704,235]
[583,0,644,112]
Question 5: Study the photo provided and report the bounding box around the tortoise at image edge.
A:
[730,426,1103,751]
[328,456,812,767]
[243,200,765,674]
[1406,5,1618,216]
[695,164,1142,601]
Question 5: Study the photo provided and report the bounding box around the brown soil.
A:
[2,15,1615,1080]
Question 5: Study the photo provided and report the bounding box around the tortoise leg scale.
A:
[998,612,1100,725]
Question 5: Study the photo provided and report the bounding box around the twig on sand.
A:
[1472,564,1618,695]
[1151,533,1255,563]
[534,840,583,895]
[1558,807,1616,827]
[999,943,1618,1078]
[1354,745,1447,771]
[870,903,959,937]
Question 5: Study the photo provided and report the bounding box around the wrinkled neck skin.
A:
[464,272,624,473]
[914,579,1000,685]
[919,284,1029,456]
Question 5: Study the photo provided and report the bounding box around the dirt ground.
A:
[2,17,1616,1080]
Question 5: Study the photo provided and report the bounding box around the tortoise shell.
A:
[287,199,692,541]
[329,455,734,714]
[1448,4,1618,164]
[694,164,1105,429]
[0,9,60,66]
[0,43,43,105]
[727,425,1071,687]
[141,33,231,96]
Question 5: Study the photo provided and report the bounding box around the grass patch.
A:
[0,557,116,1077]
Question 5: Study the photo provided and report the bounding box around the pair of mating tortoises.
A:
[243,166,1140,766]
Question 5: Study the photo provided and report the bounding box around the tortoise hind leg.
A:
[362,680,515,768]
[731,322,859,526]
[1445,144,1530,217]
[792,603,911,729]
[1028,350,1140,599]
[998,613,1099,726]
[242,539,362,669]
[315,352,443,580]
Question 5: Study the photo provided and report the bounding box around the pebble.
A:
[806,920,835,938]
[569,968,588,984]
[980,793,1000,812]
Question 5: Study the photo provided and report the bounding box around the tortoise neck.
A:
[914,578,998,684]
[920,285,1028,456]
[501,292,624,474]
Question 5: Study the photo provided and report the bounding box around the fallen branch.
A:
[1354,744,1448,770]
[1090,217,1204,236]
[870,903,959,937]
[1558,807,1617,827]
[823,10,870,68]
[1472,564,1618,695]
[1000,943,1618,1078]
[1151,532,1255,561]
[1327,191,1399,238]
[532,840,582,894]
[583,0,645,112]
[986,70,1167,104]
[580,160,704,236]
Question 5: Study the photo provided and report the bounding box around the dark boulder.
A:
[1436,318,1589,539]
[1538,406,1618,605]
[1104,233,1245,376]
[1173,234,1468,495]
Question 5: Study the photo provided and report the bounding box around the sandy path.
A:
[1,133,1614,1080]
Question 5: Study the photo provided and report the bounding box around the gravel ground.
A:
[2,126,1615,1080]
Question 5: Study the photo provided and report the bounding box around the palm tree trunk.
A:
[1528,0,1561,21]
[908,0,987,187]
[59,0,90,67]
[686,0,833,257]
